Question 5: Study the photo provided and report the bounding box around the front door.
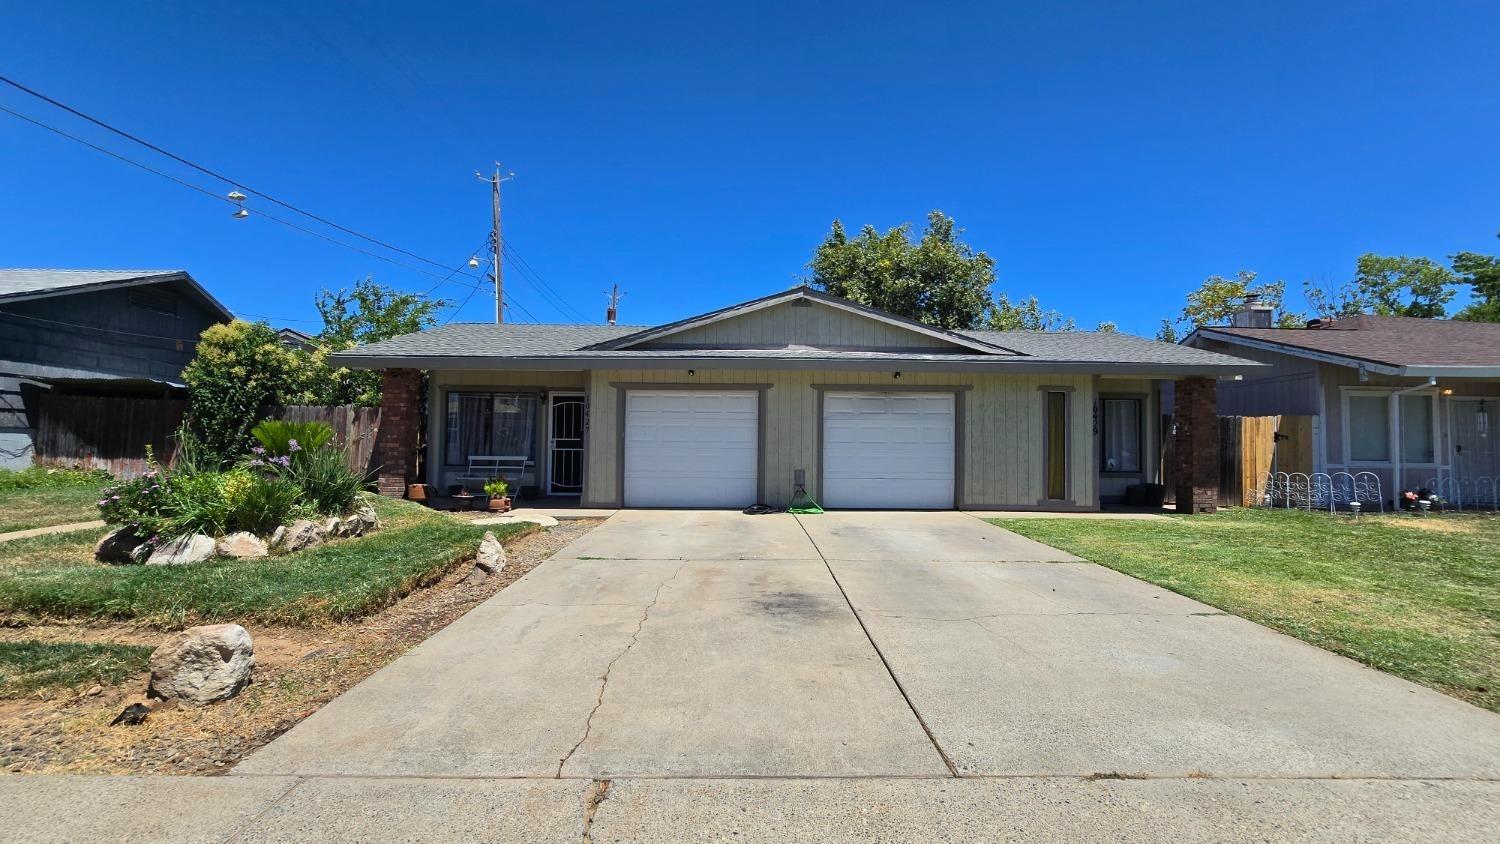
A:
[547,393,585,496]
[1451,398,1499,481]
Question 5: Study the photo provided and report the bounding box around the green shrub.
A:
[0,466,112,491]
[229,473,307,536]
[251,419,335,457]
[284,445,367,514]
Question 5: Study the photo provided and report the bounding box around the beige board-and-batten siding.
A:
[427,370,586,491]
[637,300,958,350]
[582,368,1096,509]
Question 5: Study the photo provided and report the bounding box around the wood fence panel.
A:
[34,395,187,478]
[33,397,380,479]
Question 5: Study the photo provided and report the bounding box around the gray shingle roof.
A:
[0,269,233,321]
[0,269,182,298]
[334,320,1258,374]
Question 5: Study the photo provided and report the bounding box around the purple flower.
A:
[248,458,264,467]
[110,495,120,501]
[97,499,108,507]
[287,439,301,452]
[251,445,266,456]
[273,455,292,468]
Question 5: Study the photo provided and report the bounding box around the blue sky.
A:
[2,1,1497,334]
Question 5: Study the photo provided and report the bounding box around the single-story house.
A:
[0,269,232,470]
[334,287,1260,512]
[1184,303,1500,503]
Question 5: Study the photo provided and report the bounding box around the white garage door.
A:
[624,390,758,508]
[823,391,955,509]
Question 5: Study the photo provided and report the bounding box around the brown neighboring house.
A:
[1184,304,1500,504]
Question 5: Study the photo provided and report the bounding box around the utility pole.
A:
[476,164,514,324]
[604,283,625,325]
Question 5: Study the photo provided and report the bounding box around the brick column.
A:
[375,368,422,497]
[1173,377,1219,514]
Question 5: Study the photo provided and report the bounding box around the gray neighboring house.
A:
[1184,302,1500,501]
[335,287,1259,512]
[0,269,232,469]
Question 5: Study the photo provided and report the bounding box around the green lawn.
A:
[991,509,1500,713]
[0,640,154,699]
[0,484,107,533]
[0,496,533,628]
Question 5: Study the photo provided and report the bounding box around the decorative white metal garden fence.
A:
[1424,470,1500,512]
[1254,471,1384,513]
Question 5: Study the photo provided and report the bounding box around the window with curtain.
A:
[1101,398,1142,473]
[444,392,539,465]
[1045,391,1068,500]
[1400,393,1435,463]
[1347,394,1389,462]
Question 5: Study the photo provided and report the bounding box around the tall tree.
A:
[807,211,997,330]
[1176,270,1302,331]
[182,321,310,465]
[308,278,447,406]
[1305,253,1456,319]
[1452,233,1500,322]
[1154,319,1179,343]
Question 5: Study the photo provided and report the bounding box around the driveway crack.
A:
[579,778,612,844]
[556,562,686,777]
[794,515,961,778]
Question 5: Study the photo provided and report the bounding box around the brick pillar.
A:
[1173,377,1219,514]
[375,368,421,497]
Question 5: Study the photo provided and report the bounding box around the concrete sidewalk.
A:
[6,774,1497,843]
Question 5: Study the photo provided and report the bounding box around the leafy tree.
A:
[1177,271,1302,330]
[1305,254,1455,319]
[1094,321,1119,333]
[1452,234,1500,323]
[306,278,447,406]
[182,321,310,466]
[807,212,996,330]
[985,294,1075,331]
[1154,319,1179,343]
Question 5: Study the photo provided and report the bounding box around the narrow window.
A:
[1101,398,1142,473]
[1400,394,1434,463]
[1045,391,1068,500]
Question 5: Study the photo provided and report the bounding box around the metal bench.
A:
[453,455,530,494]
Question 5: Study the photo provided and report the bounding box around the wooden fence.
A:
[1218,415,1315,507]
[33,395,381,479]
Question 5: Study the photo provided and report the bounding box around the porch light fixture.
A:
[1479,399,1490,439]
[687,369,695,376]
[893,371,902,380]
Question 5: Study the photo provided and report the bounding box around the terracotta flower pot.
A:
[407,483,428,502]
[488,496,511,512]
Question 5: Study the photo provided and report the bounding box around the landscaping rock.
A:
[271,519,325,553]
[321,516,344,537]
[147,624,255,705]
[145,534,217,566]
[345,503,380,536]
[94,527,147,564]
[215,532,268,559]
[475,531,507,574]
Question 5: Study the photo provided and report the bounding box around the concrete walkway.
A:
[8,510,1500,841]
[0,519,104,543]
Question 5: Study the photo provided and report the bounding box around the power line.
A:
[502,242,592,322]
[0,73,481,281]
[0,103,547,323]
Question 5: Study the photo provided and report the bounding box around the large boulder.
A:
[146,534,217,566]
[270,519,325,554]
[94,527,147,565]
[321,516,344,537]
[475,531,507,574]
[215,532,268,559]
[147,624,255,705]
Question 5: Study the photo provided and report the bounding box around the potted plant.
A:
[484,478,511,512]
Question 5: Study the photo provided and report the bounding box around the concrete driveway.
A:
[42,509,1496,841]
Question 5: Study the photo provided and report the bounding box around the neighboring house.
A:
[277,327,317,351]
[0,269,233,469]
[335,287,1258,512]
[1184,303,1500,503]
